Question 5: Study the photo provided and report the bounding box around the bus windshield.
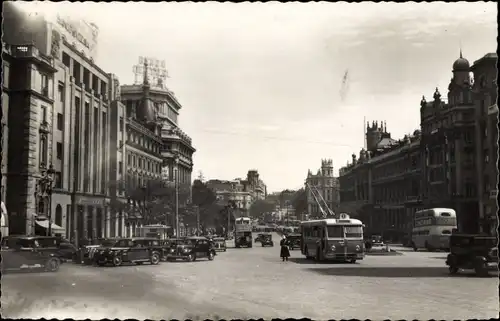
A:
[326,225,363,238]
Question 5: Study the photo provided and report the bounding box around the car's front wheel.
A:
[208,252,215,261]
[186,253,195,262]
[45,258,60,272]
[112,255,123,267]
[150,253,160,265]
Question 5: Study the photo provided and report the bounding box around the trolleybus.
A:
[411,208,457,252]
[300,213,365,263]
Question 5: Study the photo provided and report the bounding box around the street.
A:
[2,233,498,320]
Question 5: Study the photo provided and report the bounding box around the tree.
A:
[291,188,308,217]
[187,179,219,229]
[110,178,191,226]
[249,199,275,219]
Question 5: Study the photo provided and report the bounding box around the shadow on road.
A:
[307,266,499,278]
[288,257,351,265]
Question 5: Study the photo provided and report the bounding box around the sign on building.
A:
[51,14,99,60]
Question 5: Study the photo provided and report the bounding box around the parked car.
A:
[1,235,62,273]
[75,239,118,264]
[58,241,78,261]
[212,237,227,252]
[166,236,216,262]
[92,238,162,267]
[446,233,498,277]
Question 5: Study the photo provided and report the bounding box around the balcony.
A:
[9,44,56,72]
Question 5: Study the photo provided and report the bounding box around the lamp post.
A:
[37,163,55,236]
[174,156,180,238]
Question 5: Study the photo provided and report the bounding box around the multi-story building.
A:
[206,179,253,216]
[339,123,422,238]
[470,53,498,234]
[246,170,267,200]
[121,58,195,189]
[1,45,11,206]
[3,3,117,241]
[305,159,340,218]
[339,52,498,237]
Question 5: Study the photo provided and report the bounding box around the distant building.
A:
[305,159,340,218]
[246,170,267,200]
[206,179,253,216]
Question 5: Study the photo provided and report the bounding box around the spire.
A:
[459,39,463,58]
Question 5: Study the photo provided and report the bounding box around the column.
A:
[115,211,120,237]
[78,98,85,192]
[89,107,95,193]
[121,214,126,237]
[103,206,108,238]
[82,206,88,240]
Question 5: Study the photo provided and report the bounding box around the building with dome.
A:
[338,51,498,239]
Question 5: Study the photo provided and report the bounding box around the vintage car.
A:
[212,237,227,252]
[58,241,78,261]
[92,238,162,267]
[1,235,62,273]
[286,233,301,250]
[254,233,266,243]
[260,234,274,247]
[446,234,498,277]
[166,236,216,262]
[75,239,118,264]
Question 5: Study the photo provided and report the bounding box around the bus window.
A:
[440,212,452,217]
[327,226,343,238]
[345,226,363,238]
[441,230,452,235]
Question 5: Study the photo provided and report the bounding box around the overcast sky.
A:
[19,2,497,192]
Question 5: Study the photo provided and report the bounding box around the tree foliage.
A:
[249,199,275,218]
[291,188,308,215]
[110,178,191,226]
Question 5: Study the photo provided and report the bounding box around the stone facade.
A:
[305,159,340,218]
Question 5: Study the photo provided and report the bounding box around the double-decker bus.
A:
[300,213,365,263]
[411,208,457,252]
[234,217,252,248]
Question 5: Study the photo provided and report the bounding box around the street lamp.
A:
[37,163,55,236]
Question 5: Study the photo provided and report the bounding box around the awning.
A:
[35,220,65,233]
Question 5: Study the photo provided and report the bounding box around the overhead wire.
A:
[199,128,354,148]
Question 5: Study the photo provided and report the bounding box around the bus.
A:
[234,217,252,248]
[411,208,457,252]
[300,213,365,263]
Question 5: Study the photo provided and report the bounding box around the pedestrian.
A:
[280,235,290,262]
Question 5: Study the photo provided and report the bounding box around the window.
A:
[57,113,63,131]
[39,136,47,166]
[58,85,64,103]
[41,73,49,94]
[119,161,123,174]
[55,171,62,189]
[41,106,47,123]
[119,117,123,132]
[56,142,63,160]
[127,154,131,165]
[327,226,343,238]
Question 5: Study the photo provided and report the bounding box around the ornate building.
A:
[3,3,116,242]
[246,170,267,201]
[339,52,498,237]
[120,59,195,189]
[305,159,340,218]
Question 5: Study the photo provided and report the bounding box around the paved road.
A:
[2,233,498,319]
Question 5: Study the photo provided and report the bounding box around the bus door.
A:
[320,226,327,256]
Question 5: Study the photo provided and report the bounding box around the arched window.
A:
[55,204,63,226]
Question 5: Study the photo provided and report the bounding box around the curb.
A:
[366,251,404,256]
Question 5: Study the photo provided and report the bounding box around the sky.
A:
[16,1,498,193]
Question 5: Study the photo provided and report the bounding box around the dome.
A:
[453,53,470,71]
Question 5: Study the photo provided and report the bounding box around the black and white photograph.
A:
[1,1,498,319]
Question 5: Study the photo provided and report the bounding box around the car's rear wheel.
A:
[112,255,123,267]
[448,266,459,274]
[208,252,215,261]
[150,253,160,265]
[46,258,60,272]
[187,253,195,262]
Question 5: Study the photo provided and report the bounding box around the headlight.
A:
[356,245,361,251]
[170,248,175,253]
[183,248,190,252]
[330,245,336,251]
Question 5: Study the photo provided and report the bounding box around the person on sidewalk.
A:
[280,235,290,262]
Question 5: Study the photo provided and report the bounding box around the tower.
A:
[366,120,385,152]
[448,50,472,105]
[321,159,334,177]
